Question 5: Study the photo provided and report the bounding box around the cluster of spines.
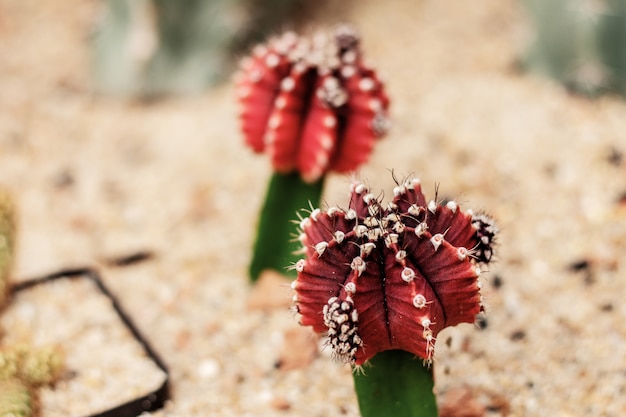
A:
[236,25,390,183]
[322,296,362,365]
[470,213,498,264]
[291,176,496,365]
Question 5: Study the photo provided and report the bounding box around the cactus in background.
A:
[0,189,65,416]
[524,0,626,96]
[0,188,16,309]
[291,175,498,417]
[0,379,33,417]
[0,345,64,417]
[0,344,65,387]
[236,25,390,282]
[93,0,306,96]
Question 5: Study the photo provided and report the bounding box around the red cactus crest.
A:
[235,25,390,183]
[291,176,498,366]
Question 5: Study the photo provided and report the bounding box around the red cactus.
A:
[235,25,390,183]
[291,176,498,366]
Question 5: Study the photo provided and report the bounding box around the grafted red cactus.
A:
[235,25,390,183]
[291,176,498,366]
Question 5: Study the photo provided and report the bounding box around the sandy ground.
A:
[1,1,626,416]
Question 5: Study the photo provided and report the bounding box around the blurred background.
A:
[1,1,625,416]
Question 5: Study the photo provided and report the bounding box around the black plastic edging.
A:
[10,267,170,417]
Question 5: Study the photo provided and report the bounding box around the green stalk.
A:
[353,350,438,417]
[249,171,324,282]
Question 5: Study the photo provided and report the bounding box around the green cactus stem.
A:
[353,350,437,417]
[0,379,33,417]
[0,188,16,309]
[248,172,324,282]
